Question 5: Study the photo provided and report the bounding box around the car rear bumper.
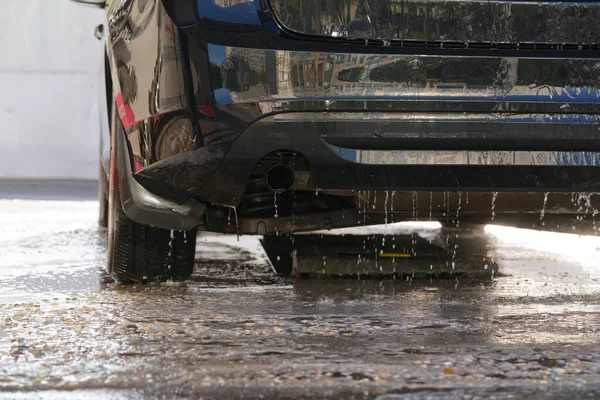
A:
[184,111,600,207]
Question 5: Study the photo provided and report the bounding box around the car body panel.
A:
[94,0,600,232]
[269,0,600,44]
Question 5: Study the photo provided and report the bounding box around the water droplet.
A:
[491,192,499,221]
[429,191,433,221]
[540,192,550,226]
[384,191,389,228]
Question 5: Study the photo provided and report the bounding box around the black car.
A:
[73,0,600,282]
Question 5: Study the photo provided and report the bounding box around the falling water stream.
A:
[391,191,396,251]
[540,192,550,226]
[491,192,499,221]
[429,191,433,221]
[456,191,463,227]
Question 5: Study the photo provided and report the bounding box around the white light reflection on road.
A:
[485,224,600,273]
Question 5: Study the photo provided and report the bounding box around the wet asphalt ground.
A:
[2,182,600,399]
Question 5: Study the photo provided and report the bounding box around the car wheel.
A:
[106,118,197,284]
[98,160,109,229]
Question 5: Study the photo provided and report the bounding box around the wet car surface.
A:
[2,183,600,399]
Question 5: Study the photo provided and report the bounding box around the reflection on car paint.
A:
[197,0,261,25]
[328,146,600,166]
[269,0,600,44]
[210,46,600,106]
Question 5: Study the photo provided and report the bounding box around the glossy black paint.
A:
[191,113,600,206]
[270,0,600,44]
[102,0,600,229]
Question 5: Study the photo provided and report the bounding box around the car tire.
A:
[106,117,197,284]
[98,161,109,229]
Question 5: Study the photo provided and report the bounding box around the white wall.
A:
[0,1,106,180]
